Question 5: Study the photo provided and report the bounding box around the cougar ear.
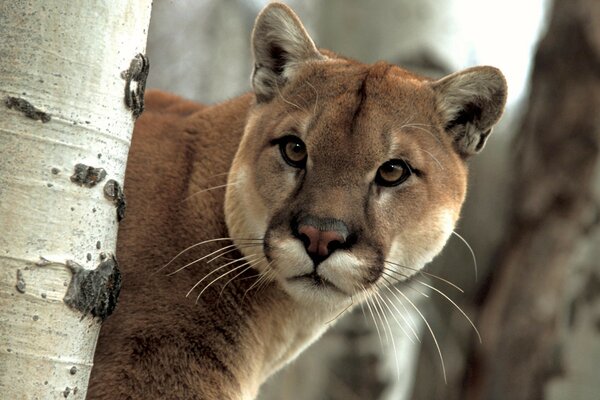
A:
[432,66,507,157]
[251,3,324,102]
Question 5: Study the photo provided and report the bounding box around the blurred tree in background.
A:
[143,0,600,399]
[460,0,600,399]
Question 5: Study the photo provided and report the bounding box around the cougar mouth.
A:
[288,272,347,295]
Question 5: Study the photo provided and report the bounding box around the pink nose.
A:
[298,224,346,258]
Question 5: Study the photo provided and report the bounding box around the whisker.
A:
[196,255,263,303]
[256,268,277,294]
[371,291,390,344]
[417,280,481,343]
[181,181,240,203]
[206,243,263,263]
[275,84,304,112]
[306,80,319,116]
[372,289,401,380]
[384,260,464,292]
[361,285,385,351]
[253,266,275,294]
[377,283,420,343]
[325,295,354,325]
[381,271,430,298]
[358,294,369,324]
[382,276,447,383]
[156,237,263,274]
[385,270,469,341]
[370,291,390,345]
[452,230,478,281]
[242,261,274,301]
[219,266,253,299]
[166,242,263,276]
[417,147,444,171]
[399,122,443,146]
[206,171,230,179]
[186,254,260,297]
[237,272,263,282]
[383,269,468,341]
[219,257,267,298]
[167,244,238,276]
[253,271,271,294]
[274,85,308,127]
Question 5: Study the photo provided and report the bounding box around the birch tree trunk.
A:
[0,1,152,398]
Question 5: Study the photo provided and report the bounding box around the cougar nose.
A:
[295,216,349,264]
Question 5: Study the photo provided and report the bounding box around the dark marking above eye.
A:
[351,76,368,127]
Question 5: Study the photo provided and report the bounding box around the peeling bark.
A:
[4,96,51,123]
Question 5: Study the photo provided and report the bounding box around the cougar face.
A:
[225,3,506,308]
[227,62,466,306]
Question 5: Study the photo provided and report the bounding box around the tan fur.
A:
[88,3,506,399]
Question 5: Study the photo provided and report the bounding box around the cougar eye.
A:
[278,135,307,168]
[375,159,412,186]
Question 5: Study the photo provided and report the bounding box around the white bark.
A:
[0,1,151,398]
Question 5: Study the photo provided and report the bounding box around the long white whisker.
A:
[156,237,263,274]
[325,295,354,325]
[361,285,385,352]
[219,266,253,299]
[242,261,274,300]
[274,84,308,127]
[206,171,230,180]
[237,272,263,282]
[257,267,277,292]
[417,147,444,170]
[417,280,481,343]
[452,231,478,281]
[373,296,391,344]
[382,271,430,298]
[306,80,319,116]
[371,290,392,345]
[219,257,267,298]
[206,243,262,264]
[276,89,303,111]
[196,256,263,303]
[198,263,251,301]
[167,244,238,276]
[384,261,464,292]
[400,123,443,146]
[186,254,260,297]
[373,289,402,380]
[182,181,240,203]
[378,283,420,343]
[382,276,447,383]
[257,267,278,294]
[358,294,369,324]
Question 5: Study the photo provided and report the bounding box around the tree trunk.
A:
[464,0,600,399]
[0,1,151,398]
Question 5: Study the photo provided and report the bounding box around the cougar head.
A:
[225,3,507,307]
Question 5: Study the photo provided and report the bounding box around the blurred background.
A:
[144,1,600,399]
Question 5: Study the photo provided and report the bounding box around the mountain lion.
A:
[88,3,507,399]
